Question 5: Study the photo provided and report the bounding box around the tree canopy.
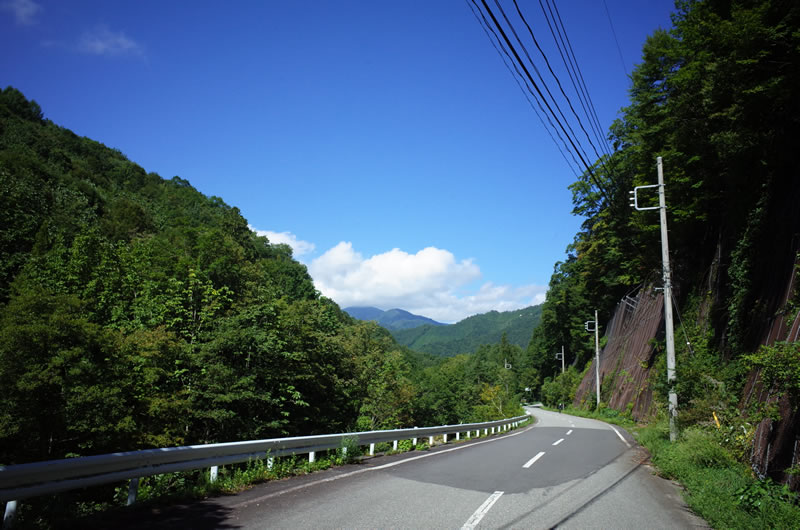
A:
[0,86,525,471]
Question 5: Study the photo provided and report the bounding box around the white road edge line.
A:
[523,451,546,469]
[610,426,632,447]
[566,429,573,435]
[461,491,504,530]
[552,438,564,446]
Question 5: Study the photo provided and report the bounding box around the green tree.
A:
[0,288,130,463]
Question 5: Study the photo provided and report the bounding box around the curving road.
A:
[97,408,708,529]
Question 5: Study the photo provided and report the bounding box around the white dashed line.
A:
[552,438,564,446]
[566,429,573,435]
[523,451,546,468]
[462,491,504,529]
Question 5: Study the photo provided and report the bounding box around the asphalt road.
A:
[94,408,708,529]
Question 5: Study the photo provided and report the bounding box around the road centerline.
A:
[552,438,565,446]
[522,451,546,469]
[461,491,504,529]
[566,429,573,435]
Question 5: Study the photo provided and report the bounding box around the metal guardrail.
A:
[1,414,529,514]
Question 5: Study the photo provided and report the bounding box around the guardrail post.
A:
[443,433,448,443]
[209,466,218,482]
[413,426,418,446]
[393,440,398,451]
[127,478,139,506]
[309,451,316,463]
[456,432,460,441]
[4,500,18,527]
[369,443,375,456]
[429,435,434,446]
[484,428,488,435]
[466,430,470,439]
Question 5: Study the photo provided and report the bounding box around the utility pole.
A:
[585,313,600,408]
[554,345,565,374]
[594,310,600,407]
[630,156,678,441]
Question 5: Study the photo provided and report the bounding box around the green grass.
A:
[636,421,800,529]
[558,406,800,529]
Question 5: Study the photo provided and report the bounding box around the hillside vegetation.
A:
[0,85,528,477]
[525,0,800,492]
[392,306,542,356]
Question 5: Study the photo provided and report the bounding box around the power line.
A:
[470,0,611,204]
[536,0,605,158]
[467,0,582,177]
[603,0,629,78]
[543,0,613,165]
[509,0,610,174]
[488,0,594,169]
[475,1,588,171]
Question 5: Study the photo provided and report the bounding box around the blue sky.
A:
[2,0,676,322]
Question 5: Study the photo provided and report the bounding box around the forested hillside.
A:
[392,306,542,356]
[526,0,800,488]
[0,87,529,478]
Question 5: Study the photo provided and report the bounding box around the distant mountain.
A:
[343,306,386,322]
[344,307,447,331]
[391,305,542,356]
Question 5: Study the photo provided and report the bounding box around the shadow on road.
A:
[64,498,241,530]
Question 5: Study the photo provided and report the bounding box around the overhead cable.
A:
[508,0,610,172]
[541,0,613,165]
[548,0,617,170]
[467,0,581,177]
[603,0,629,77]
[478,0,607,199]
[471,0,612,204]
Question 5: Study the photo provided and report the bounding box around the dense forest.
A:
[0,86,530,474]
[526,0,800,482]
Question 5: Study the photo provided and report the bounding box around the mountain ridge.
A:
[391,305,542,356]
[343,306,446,331]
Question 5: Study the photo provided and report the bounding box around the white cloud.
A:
[1,0,41,25]
[309,242,546,323]
[249,226,316,258]
[78,26,143,57]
